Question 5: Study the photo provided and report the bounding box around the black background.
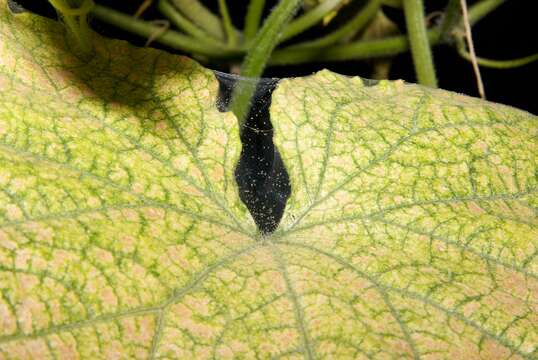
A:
[14,0,538,114]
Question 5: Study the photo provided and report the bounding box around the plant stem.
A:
[91,0,501,69]
[382,0,402,8]
[269,0,503,65]
[78,10,92,49]
[439,0,460,40]
[403,0,437,87]
[457,40,538,69]
[269,0,500,66]
[244,0,267,42]
[48,0,94,55]
[271,28,440,64]
[158,0,222,46]
[240,0,302,77]
[285,0,381,50]
[91,4,241,57]
[49,0,93,15]
[468,0,505,25]
[281,0,344,42]
[168,0,231,41]
[230,0,302,124]
[441,0,506,40]
[218,0,238,46]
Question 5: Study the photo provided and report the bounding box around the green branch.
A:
[269,0,507,66]
[218,0,238,46]
[91,4,241,57]
[281,0,343,42]
[439,0,460,40]
[285,0,381,50]
[230,0,303,124]
[240,0,303,76]
[468,0,506,25]
[441,0,507,41]
[457,40,538,69]
[158,0,223,47]
[381,0,402,8]
[48,0,94,55]
[244,0,267,42]
[403,0,437,87]
[168,0,238,41]
[90,0,506,72]
[271,28,440,65]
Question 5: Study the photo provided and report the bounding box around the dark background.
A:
[15,0,538,114]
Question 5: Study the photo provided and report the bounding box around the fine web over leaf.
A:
[1,1,537,358]
[216,72,291,235]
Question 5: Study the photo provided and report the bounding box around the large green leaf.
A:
[1,2,537,359]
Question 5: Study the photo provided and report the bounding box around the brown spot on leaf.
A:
[143,207,164,220]
[468,202,485,215]
[5,204,23,220]
[100,286,118,308]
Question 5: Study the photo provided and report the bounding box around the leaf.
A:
[1,3,537,360]
[0,4,259,358]
[271,72,538,358]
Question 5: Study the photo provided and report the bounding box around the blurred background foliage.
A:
[12,0,538,113]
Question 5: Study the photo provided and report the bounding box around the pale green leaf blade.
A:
[0,4,278,358]
[272,70,538,358]
[2,2,538,358]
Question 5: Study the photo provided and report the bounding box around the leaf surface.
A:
[0,2,537,359]
[272,72,538,358]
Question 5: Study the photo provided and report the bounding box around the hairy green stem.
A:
[168,0,230,41]
[281,0,343,42]
[78,10,92,49]
[91,0,501,69]
[271,28,440,65]
[270,0,500,66]
[468,0,505,25]
[439,0,460,40]
[285,0,381,50]
[49,0,93,15]
[381,0,402,8]
[48,0,94,55]
[441,0,506,40]
[158,0,222,47]
[218,0,238,46]
[240,0,302,77]
[230,0,303,124]
[403,0,437,87]
[457,41,538,69]
[463,53,538,69]
[244,0,267,42]
[91,4,241,57]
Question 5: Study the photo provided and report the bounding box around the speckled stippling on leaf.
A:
[0,1,537,359]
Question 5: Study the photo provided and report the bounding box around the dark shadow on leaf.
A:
[12,6,155,107]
